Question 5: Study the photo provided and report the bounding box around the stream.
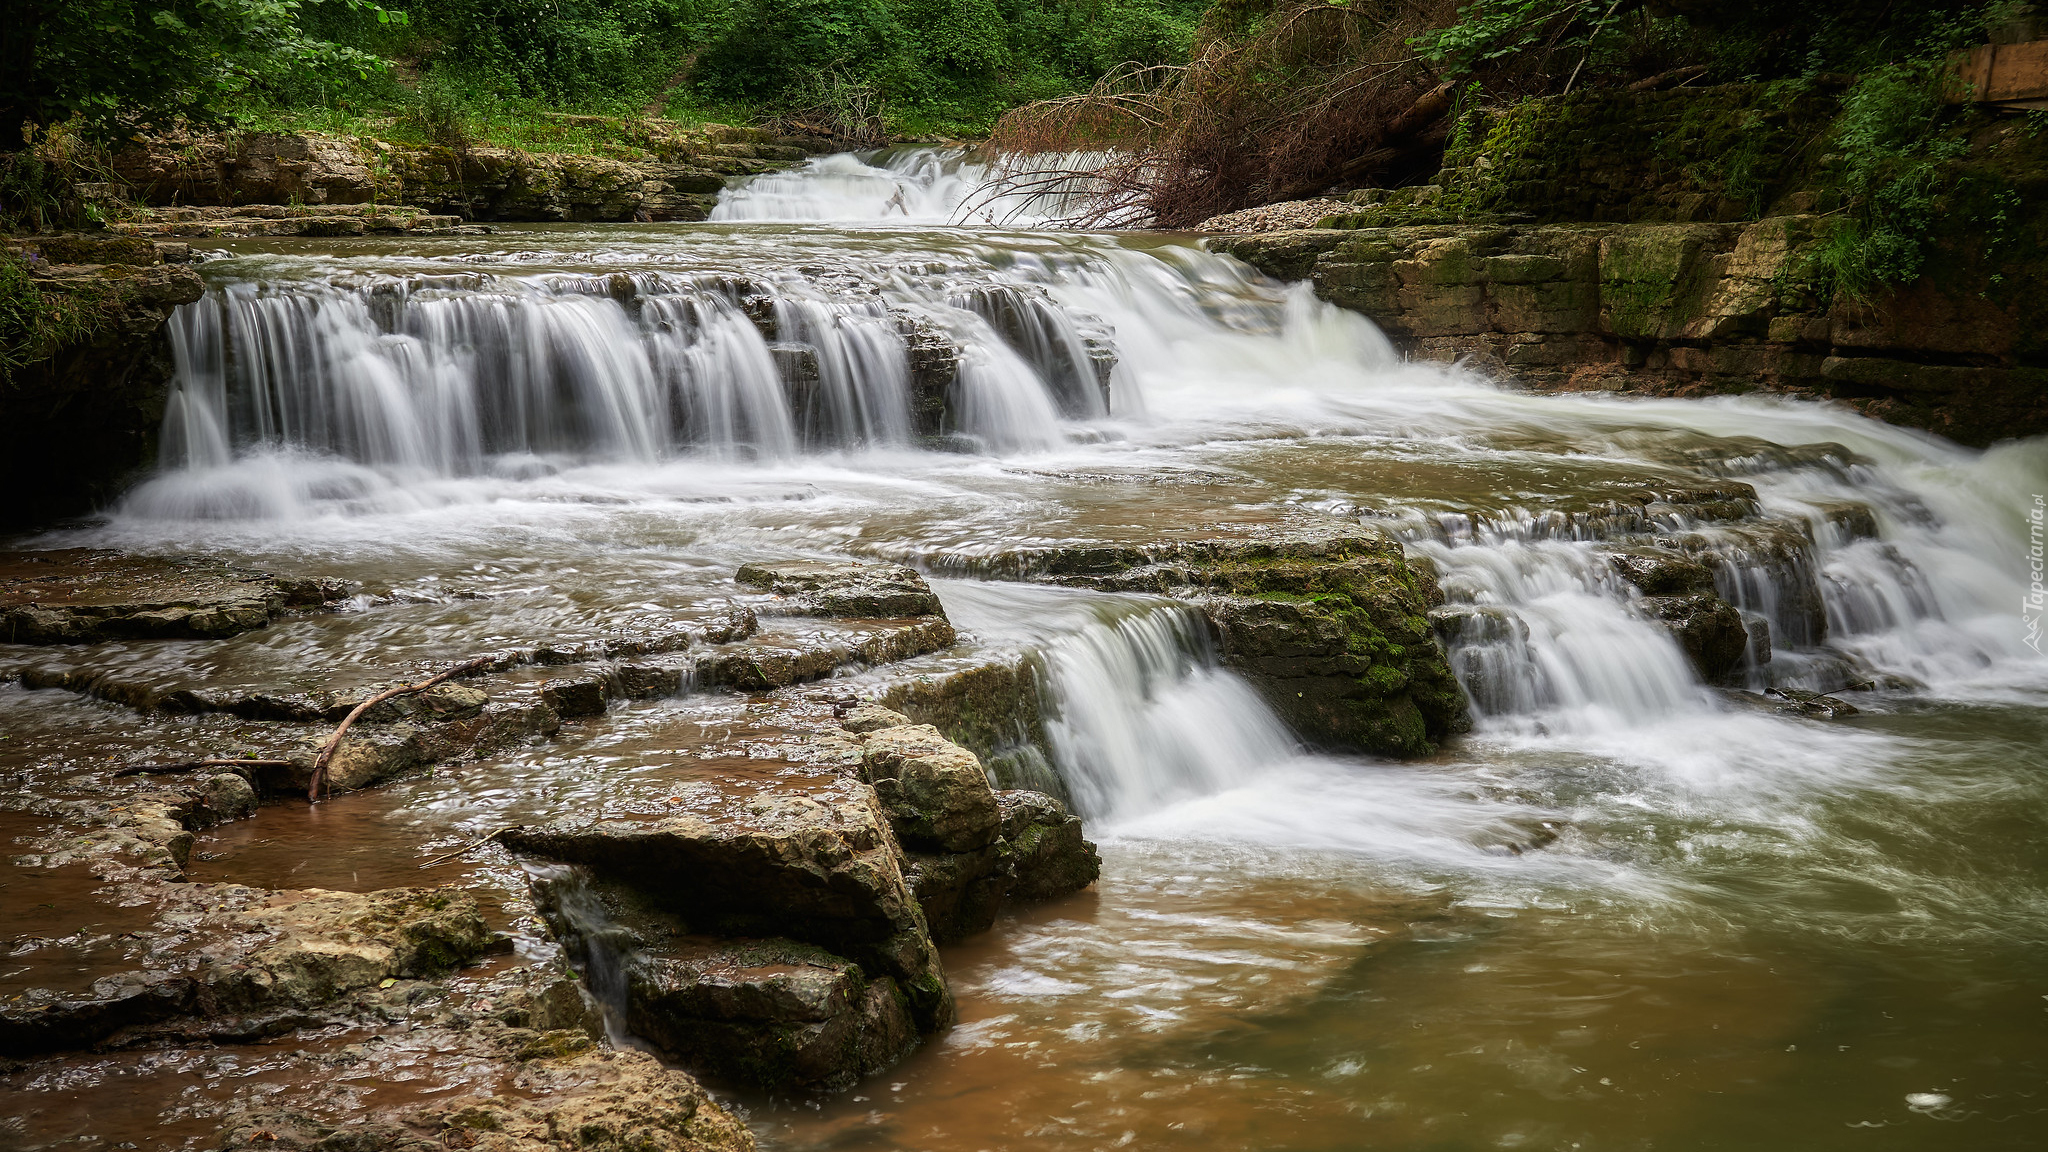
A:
[6,148,2048,1150]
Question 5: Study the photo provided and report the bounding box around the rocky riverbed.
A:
[3,169,2044,1151]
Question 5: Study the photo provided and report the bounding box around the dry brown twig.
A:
[308,656,495,801]
[114,758,293,778]
[112,657,497,800]
[418,825,510,869]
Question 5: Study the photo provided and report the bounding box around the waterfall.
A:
[711,149,986,223]
[708,147,1106,225]
[1035,602,1295,821]
[527,864,637,1048]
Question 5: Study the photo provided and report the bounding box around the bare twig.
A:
[1562,0,1627,98]
[418,826,509,869]
[114,758,292,777]
[308,657,494,801]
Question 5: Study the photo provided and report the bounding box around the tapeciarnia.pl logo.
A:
[2028,494,2045,654]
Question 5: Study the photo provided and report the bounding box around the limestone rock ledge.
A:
[972,527,1470,757]
[1213,219,2047,447]
[507,711,1097,1093]
[0,885,495,1055]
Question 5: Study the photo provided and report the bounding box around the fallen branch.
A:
[309,656,495,801]
[113,758,292,777]
[1628,65,1711,93]
[418,826,509,870]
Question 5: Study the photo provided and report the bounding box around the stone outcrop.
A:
[105,125,820,224]
[968,528,1469,757]
[824,705,1099,942]
[198,956,754,1152]
[1213,217,2046,446]
[506,786,955,1027]
[1208,81,2048,447]
[0,239,204,528]
[507,710,1096,1091]
[876,657,1064,799]
[736,559,947,618]
[626,937,920,1094]
[107,202,475,239]
[857,723,1002,852]
[0,884,496,1055]
[996,789,1101,903]
[216,1046,757,1152]
[1600,547,1754,682]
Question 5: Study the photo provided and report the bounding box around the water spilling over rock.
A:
[3,150,2045,1152]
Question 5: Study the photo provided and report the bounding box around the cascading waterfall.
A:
[708,147,1107,225]
[135,154,2038,764]
[1034,601,1294,821]
[141,259,1139,514]
[710,149,991,224]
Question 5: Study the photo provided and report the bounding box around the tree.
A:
[0,0,401,148]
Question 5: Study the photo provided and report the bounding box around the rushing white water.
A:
[711,149,990,224]
[709,147,1108,225]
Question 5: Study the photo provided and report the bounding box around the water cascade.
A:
[18,148,2040,1150]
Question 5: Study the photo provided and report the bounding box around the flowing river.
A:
[6,149,2048,1150]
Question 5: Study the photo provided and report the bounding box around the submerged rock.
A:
[1767,687,1861,718]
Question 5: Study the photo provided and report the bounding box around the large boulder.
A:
[501,787,952,1033]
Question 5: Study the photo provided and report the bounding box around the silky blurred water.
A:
[5,151,2046,1150]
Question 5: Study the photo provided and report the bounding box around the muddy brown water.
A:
[3,215,2047,1150]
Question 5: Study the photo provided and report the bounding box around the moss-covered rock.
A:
[1152,535,1470,756]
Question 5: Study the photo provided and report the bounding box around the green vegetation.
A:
[0,1,1213,150]
[0,250,115,382]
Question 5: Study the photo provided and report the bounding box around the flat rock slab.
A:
[735,560,945,618]
[0,882,494,1056]
[0,550,353,644]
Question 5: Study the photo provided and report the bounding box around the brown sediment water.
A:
[1,201,2045,1151]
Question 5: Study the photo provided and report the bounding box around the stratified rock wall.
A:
[1,238,204,528]
[105,126,823,223]
[1215,219,2047,446]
